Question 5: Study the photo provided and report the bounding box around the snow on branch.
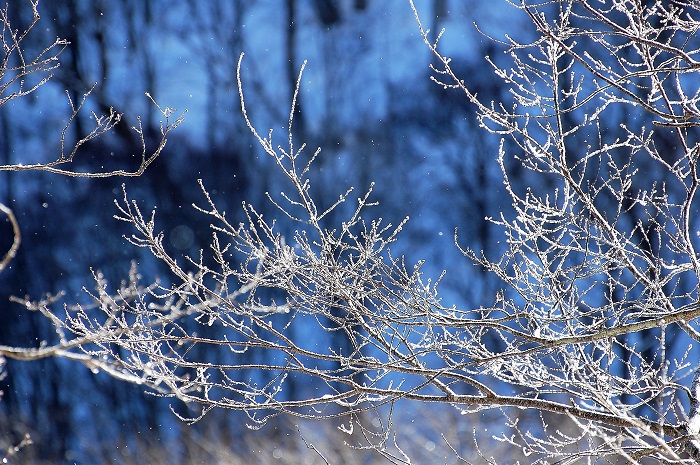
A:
[4,0,700,462]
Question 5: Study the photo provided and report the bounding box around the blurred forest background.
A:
[0,0,605,463]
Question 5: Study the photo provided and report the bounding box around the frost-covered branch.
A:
[0,0,184,178]
[0,0,182,281]
[4,0,700,463]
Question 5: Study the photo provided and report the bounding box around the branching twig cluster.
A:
[3,0,700,463]
[0,0,183,287]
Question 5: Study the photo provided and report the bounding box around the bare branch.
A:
[0,203,19,273]
[5,0,700,462]
[0,1,185,178]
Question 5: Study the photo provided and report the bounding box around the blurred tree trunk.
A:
[432,0,447,32]
[312,0,340,26]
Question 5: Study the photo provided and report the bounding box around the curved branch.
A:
[0,203,19,273]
